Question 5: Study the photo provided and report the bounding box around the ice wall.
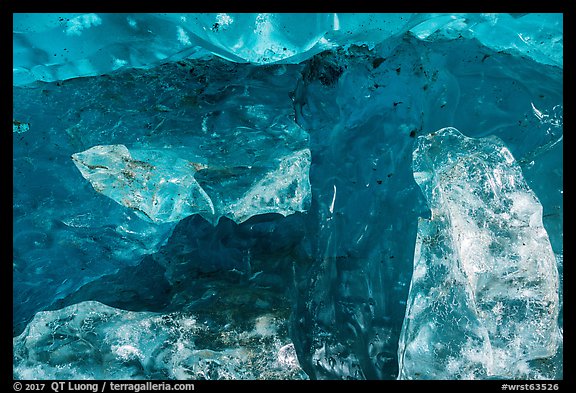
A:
[13,13,563,380]
[13,13,562,86]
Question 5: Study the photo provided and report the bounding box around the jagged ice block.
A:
[13,13,563,380]
[13,300,306,380]
[398,127,561,379]
[72,145,311,225]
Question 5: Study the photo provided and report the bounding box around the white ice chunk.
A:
[72,144,214,224]
[72,145,311,225]
[223,148,311,224]
[398,127,561,380]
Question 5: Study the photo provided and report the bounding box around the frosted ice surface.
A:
[13,301,306,380]
[13,120,30,134]
[398,127,561,379]
[72,145,214,223]
[72,144,311,225]
[222,148,312,224]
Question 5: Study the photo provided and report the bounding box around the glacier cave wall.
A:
[13,13,562,380]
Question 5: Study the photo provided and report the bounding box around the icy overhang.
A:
[13,13,562,86]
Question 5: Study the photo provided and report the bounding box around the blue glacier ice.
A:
[13,13,563,380]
